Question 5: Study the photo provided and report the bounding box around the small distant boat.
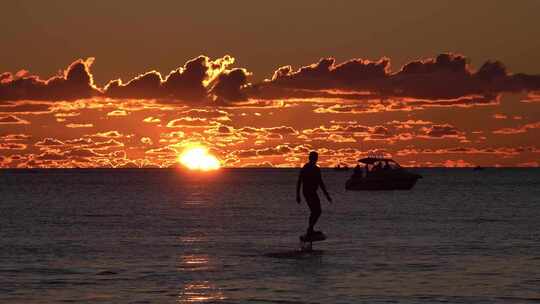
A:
[333,163,349,171]
[473,166,485,171]
[345,157,422,191]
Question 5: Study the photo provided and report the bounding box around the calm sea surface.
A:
[1,168,539,303]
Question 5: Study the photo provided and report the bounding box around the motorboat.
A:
[345,157,422,191]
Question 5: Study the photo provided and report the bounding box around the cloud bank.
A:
[2,53,539,104]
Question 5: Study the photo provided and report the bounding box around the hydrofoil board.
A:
[299,231,327,243]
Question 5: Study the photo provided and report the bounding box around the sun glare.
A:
[179,147,221,171]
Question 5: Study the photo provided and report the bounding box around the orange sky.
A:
[1,2,539,168]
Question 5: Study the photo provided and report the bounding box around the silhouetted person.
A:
[296,151,332,236]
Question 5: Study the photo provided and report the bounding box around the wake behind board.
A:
[264,249,323,259]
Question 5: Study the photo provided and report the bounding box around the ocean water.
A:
[1,168,539,304]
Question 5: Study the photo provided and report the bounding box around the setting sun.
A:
[179,147,221,171]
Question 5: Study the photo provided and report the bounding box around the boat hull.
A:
[345,174,421,191]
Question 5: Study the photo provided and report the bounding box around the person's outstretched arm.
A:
[296,170,303,204]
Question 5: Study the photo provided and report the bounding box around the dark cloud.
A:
[301,121,469,143]
[105,71,163,99]
[179,108,230,120]
[104,55,234,102]
[0,142,27,150]
[2,53,539,106]
[326,134,356,143]
[0,54,540,114]
[145,146,177,156]
[161,56,209,101]
[419,124,465,139]
[265,126,298,135]
[35,138,65,147]
[166,117,212,128]
[0,58,100,101]
[64,148,102,158]
[234,144,294,158]
[218,126,232,134]
[313,94,500,114]
[396,146,530,156]
[36,151,66,161]
[91,139,124,151]
[0,102,52,115]
[492,121,540,135]
[211,68,249,101]
[240,161,274,168]
[0,134,31,141]
[407,95,500,108]
[390,54,488,99]
[88,131,125,138]
[268,57,389,90]
[0,56,236,103]
[252,53,540,101]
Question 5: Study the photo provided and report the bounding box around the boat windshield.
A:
[368,160,401,172]
[387,160,401,169]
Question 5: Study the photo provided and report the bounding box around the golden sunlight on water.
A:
[178,146,220,171]
[177,254,225,302]
[177,281,226,303]
[179,254,210,271]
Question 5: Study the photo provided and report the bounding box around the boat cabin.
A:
[353,157,402,176]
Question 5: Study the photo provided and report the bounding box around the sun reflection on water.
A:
[177,281,226,303]
[178,254,210,272]
[177,253,226,302]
